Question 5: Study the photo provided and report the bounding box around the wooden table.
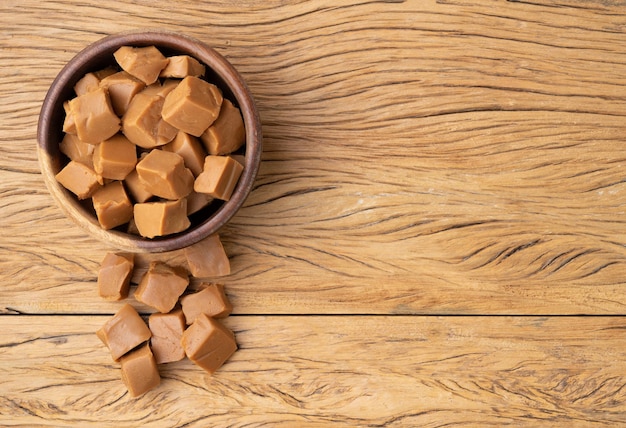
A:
[2,0,626,425]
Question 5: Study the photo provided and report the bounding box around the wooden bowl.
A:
[37,31,262,252]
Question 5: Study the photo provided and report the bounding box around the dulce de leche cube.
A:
[55,160,101,200]
[200,99,246,156]
[159,55,205,78]
[59,133,95,166]
[194,155,243,201]
[134,262,189,313]
[99,71,146,116]
[68,88,120,144]
[98,252,134,301]
[162,76,223,137]
[62,101,76,134]
[91,181,133,230]
[124,168,153,203]
[122,93,178,149]
[134,199,190,239]
[184,233,230,278]
[74,67,117,96]
[135,149,194,200]
[113,45,169,85]
[148,309,186,364]
[180,283,232,324]
[141,79,178,98]
[93,134,137,180]
[162,132,206,177]
[182,314,237,374]
[96,303,151,361]
[120,344,160,397]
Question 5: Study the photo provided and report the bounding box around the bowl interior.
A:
[38,32,261,252]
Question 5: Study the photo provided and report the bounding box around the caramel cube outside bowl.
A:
[96,303,151,361]
[181,283,232,324]
[183,233,230,278]
[182,314,237,374]
[97,252,134,301]
[148,309,186,364]
[134,262,189,313]
[120,344,160,397]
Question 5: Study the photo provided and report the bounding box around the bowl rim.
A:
[37,30,262,253]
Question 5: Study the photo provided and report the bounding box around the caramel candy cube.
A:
[99,71,146,116]
[74,67,116,96]
[163,132,206,176]
[55,160,101,200]
[182,314,237,374]
[185,191,213,215]
[159,55,205,78]
[59,133,95,166]
[134,262,189,313]
[93,134,137,180]
[134,199,190,239]
[162,76,223,137]
[68,87,120,144]
[200,99,246,155]
[62,101,76,134]
[92,181,133,230]
[148,309,186,364]
[113,45,169,85]
[135,149,194,200]
[120,344,160,397]
[122,93,178,149]
[74,72,100,96]
[98,252,134,301]
[181,283,232,324]
[124,169,153,203]
[184,233,230,278]
[141,79,178,98]
[194,155,243,201]
[96,303,151,361]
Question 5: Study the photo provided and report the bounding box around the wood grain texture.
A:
[1,315,626,427]
[2,0,626,314]
[2,0,626,423]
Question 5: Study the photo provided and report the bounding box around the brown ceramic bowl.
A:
[38,31,262,252]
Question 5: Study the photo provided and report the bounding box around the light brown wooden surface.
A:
[3,316,626,427]
[2,0,626,425]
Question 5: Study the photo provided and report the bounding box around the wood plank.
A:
[2,0,626,314]
[1,314,625,426]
